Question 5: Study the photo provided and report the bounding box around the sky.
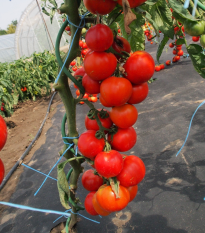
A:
[0,0,32,30]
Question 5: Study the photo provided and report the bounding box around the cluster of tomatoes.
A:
[1,102,5,112]
[72,19,155,215]
[0,115,7,185]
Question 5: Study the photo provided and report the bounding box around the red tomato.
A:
[94,150,123,178]
[90,96,98,102]
[166,60,171,65]
[81,49,89,56]
[82,43,88,49]
[74,84,78,89]
[117,155,145,187]
[82,170,103,191]
[108,127,137,152]
[177,50,184,56]
[127,82,149,105]
[155,66,161,72]
[169,43,174,48]
[96,185,130,212]
[1,107,4,111]
[118,28,121,33]
[74,67,85,79]
[65,26,70,31]
[0,115,7,150]
[72,66,78,72]
[76,89,80,96]
[100,77,132,107]
[175,55,180,61]
[123,51,155,85]
[110,104,138,128]
[79,40,84,47]
[176,45,182,50]
[127,185,138,202]
[70,61,76,66]
[23,87,27,92]
[99,95,113,107]
[84,192,98,215]
[0,158,5,184]
[192,36,200,42]
[83,93,89,99]
[83,0,117,15]
[159,64,165,70]
[84,51,117,81]
[85,24,113,52]
[112,36,131,59]
[150,41,153,44]
[85,109,113,132]
[78,130,105,160]
[92,192,111,216]
[82,74,101,94]
[117,0,147,8]
[173,49,177,55]
[172,57,177,63]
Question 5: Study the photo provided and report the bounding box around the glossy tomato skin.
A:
[85,24,114,52]
[0,115,7,151]
[74,67,85,78]
[127,185,138,202]
[84,51,117,81]
[96,185,130,212]
[82,169,103,191]
[85,192,99,215]
[123,51,155,85]
[99,95,113,107]
[117,155,146,187]
[100,77,132,107]
[82,74,101,94]
[108,127,137,152]
[127,82,149,104]
[0,158,5,184]
[83,0,117,15]
[112,36,131,59]
[110,104,138,128]
[78,130,105,160]
[94,150,124,178]
[92,192,111,216]
[85,109,113,132]
[117,0,147,8]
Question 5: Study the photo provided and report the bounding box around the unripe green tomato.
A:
[200,35,205,47]
[184,20,205,36]
[82,28,87,34]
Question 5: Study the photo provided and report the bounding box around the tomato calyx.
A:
[104,141,112,152]
[107,125,118,142]
[109,177,120,198]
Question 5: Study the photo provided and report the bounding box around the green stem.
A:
[197,1,205,11]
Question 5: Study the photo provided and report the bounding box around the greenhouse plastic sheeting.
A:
[15,0,70,59]
[0,34,15,63]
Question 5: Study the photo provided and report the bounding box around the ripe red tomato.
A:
[76,89,80,96]
[96,185,130,212]
[72,66,78,72]
[176,45,182,50]
[150,41,153,44]
[172,57,177,63]
[0,115,7,151]
[84,51,117,81]
[175,55,180,61]
[117,0,147,8]
[123,51,155,85]
[79,40,84,48]
[94,150,123,178]
[127,185,138,202]
[82,43,88,49]
[85,109,113,132]
[70,61,76,66]
[112,36,131,59]
[100,77,132,107]
[155,66,161,72]
[169,43,174,48]
[166,60,171,65]
[90,96,98,102]
[110,104,138,128]
[177,50,184,56]
[173,49,177,55]
[78,130,105,160]
[0,158,5,184]
[108,127,137,152]
[65,26,70,31]
[82,169,103,191]
[192,36,200,42]
[83,0,116,15]
[117,155,146,187]
[85,192,98,215]
[82,74,101,94]
[127,82,149,105]
[99,95,113,107]
[118,28,121,33]
[159,64,165,70]
[81,49,89,56]
[92,192,111,216]
[85,24,113,52]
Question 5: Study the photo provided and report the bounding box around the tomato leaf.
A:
[57,160,71,209]
[168,0,197,23]
[176,38,185,45]
[109,177,120,198]
[186,44,205,79]
[156,35,169,63]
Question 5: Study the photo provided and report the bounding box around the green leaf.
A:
[57,160,71,210]
[156,36,169,63]
[168,0,197,22]
[48,0,57,8]
[176,38,185,45]
[186,44,205,79]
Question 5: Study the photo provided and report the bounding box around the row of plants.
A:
[0,51,60,117]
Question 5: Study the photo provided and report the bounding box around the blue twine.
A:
[22,163,57,181]
[54,11,90,84]
[176,100,205,157]
[183,0,198,16]
[184,0,190,8]
[53,209,100,224]
[0,201,71,218]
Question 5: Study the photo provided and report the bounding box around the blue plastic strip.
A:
[22,163,57,181]
[176,100,205,157]
[184,0,190,8]
[192,0,198,16]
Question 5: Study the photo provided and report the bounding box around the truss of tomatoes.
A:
[0,115,7,185]
[71,22,155,216]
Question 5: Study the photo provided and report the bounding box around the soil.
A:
[0,92,62,207]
